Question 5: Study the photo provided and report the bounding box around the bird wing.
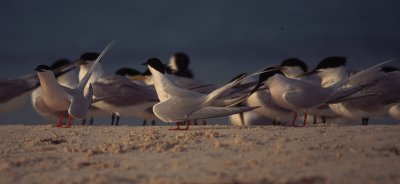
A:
[282,90,304,108]
[78,41,115,90]
[0,79,38,103]
[188,106,259,120]
[59,85,75,100]
[333,58,396,88]
[324,85,366,104]
[92,74,159,106]
[325,92,381,104]
[202,74,247,107]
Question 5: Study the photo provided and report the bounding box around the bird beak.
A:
[54,66,76,78]
[141,62,147,66]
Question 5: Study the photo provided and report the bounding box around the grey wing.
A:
[188,106,259,120]
[0,79,38,103]
[282,81,328,108]
[92,74,159,106]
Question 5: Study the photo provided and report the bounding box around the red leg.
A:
[294,112,307,127]
[169,122,182,130]
[57,112,63,128]
[184,120,190,130]
[67,115,73,128]
[285,111,297,126]
[169,120,191,131]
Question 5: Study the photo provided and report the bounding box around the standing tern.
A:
[114,68,159,125]
[35,41,115,127]
[280,58,339,123]
[90,71,160,126]
[308,57,400,125]
[258,61,380,127]
[142,58,259,130]
[78,52,115,125]
[0,58,77,114]
[31,59,79,121]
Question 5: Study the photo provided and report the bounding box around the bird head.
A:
[142,58,166,74]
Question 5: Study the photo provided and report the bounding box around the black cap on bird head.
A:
[50,59,71,70]
[171,52,190,70]
[35,65,51,72]
[115,67,142,76]
[79,52,100,65]
[315,56,347,71]
[280,58,308,72]
[142,58,166,74]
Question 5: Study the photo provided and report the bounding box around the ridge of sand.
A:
[0,124,399,184]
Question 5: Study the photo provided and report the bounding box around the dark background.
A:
[0,0,399,124]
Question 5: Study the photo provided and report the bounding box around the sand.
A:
[0,124,399,184]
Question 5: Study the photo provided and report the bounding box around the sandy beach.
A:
[0,124,399,184]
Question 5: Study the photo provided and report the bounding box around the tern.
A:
[246,58,304,125]
[114,68,159,125]
[31,59,79,121]
[168,52,194,78]
[77,52,117,125]
[35,41,115,127]
[142,58,260,130]
[245,58,337,125]
[90,70,160,126]
[308,57,400,125]
[258,60,383,127]
[1,58,76,114]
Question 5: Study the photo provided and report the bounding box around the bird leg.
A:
[90,117,94,125]
[169,120,191,130]
[362,118,369,125]
[151,120,156,126]
[294,113,307,127]
[57,112,63,128]
[285,111,297,126]
[313,116,317,124]
[321,116,326,123]
[67,115,73,128]
[81,118,86,125]
[142,120,147,126]
[184,120,191,130]
[111,114,115,126]
[202,120,207,125]
[116,116,120,126]
[169,122,182,130]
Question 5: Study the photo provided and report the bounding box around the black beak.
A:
[54,66,76,78]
